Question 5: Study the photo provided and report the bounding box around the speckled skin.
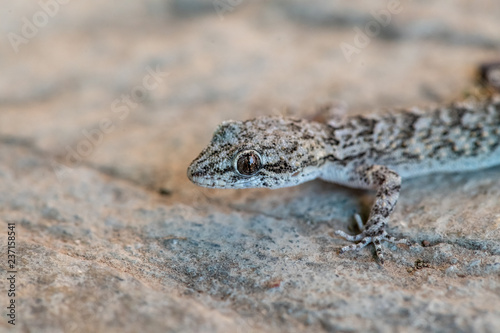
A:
[188,72,500,263]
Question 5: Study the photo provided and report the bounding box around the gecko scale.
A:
[187,64,500,263]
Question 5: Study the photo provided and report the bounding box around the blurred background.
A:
[1,1,499,200]
[1,2,500,332]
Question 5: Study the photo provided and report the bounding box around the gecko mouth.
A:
[187,165,258,189]
[187,165,227,188]
[186,166,211,186]
[188,175,255,189]
[189,175,221,188]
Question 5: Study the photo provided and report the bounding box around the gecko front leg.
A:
[335,165,412,263]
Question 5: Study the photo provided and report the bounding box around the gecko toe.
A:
[337,232,373,254]
[353,213,365,231]
[381,232,412,247]
[335,229,409,262]
[373,236,386,264]
[335,230,364,242]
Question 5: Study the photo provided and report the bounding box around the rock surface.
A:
[0,1,499,332]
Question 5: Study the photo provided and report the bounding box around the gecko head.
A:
[187,116,325,189]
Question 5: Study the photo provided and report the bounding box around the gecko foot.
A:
[334,229,411,264]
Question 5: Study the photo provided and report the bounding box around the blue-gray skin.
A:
[188,68,500,264]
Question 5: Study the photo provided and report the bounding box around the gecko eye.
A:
[234,150,262,176]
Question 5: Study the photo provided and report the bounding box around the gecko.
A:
[187,63,500,263]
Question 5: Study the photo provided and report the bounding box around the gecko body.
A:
[187,68,500,263]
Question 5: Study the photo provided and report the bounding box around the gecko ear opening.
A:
[234,150,262,176]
